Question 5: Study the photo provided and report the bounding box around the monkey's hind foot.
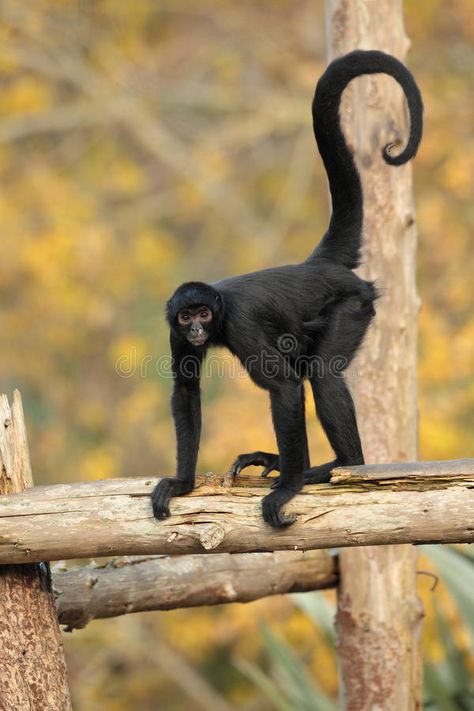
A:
[269,460,336,490]
[151,478,192,520]
[229,451,280,478]
[301,461,337,485]
[261,487,298,528]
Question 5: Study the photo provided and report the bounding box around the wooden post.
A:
[0,391,72,711]
[325,1,424,709]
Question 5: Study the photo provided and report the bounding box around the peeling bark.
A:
[0,391,71,711]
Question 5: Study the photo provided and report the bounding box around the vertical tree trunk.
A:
[0,391,72,711]
[324,1,424,709]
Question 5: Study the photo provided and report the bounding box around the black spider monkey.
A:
[151,50,423,528]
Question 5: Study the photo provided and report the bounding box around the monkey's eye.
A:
[200,310,210,319]
[178,313,191,324]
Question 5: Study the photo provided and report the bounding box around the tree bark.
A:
[325,1,424,709]
[0,391,72,711]
[53,549,338,629]
[0,463,472,564]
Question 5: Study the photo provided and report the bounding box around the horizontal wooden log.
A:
[330,458,474,484]
[52,550,337,629]
[0,459,472,563]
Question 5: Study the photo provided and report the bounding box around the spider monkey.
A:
[151,50,423,528]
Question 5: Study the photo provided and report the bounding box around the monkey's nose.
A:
[190,324,203,335]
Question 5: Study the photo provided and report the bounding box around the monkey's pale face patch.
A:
[177,305,213,346]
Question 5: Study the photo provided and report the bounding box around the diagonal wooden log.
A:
[52,549,338,629]
[0,460,472,564]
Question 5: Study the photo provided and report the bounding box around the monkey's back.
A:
[213,259,370,368]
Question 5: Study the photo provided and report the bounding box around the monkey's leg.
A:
[303,295,374,485]
[229,451,280,478]
[229,389,309,479]
[261,381,308,527]
[304,373,362,485]
[270,460,336,488]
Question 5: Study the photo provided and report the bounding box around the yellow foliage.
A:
[107,160,146,193]
[115,383,166,432]
[419,417,465,460]
[82,446,120,481]
[108,336,149,371]
[2,76,52,113]
[441,152,473,198]
[78,401,108,431]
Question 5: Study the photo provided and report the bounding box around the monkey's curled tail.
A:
[307,50,423,270]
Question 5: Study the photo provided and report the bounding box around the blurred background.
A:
[0,1,472,709]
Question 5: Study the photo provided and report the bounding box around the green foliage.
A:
[292,591,336,645]
[239,547,474,710]
[423,545,474,709]
[237,625,337,711]
[422,546,474,650]
[424,605,474,711]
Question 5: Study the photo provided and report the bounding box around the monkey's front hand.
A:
[151,478,193,520]
[261,488,297,528]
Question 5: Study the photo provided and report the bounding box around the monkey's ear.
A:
[165,299,176,325]
[213,291,225,329]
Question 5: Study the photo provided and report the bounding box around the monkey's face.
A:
[176,305,213,347]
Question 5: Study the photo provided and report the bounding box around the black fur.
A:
[167,282,225,333]
[308,49,423,269]
[151,50,423,528]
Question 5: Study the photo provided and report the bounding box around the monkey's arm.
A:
[151,348,202,520]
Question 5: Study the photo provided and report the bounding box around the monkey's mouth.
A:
[188,334,208,347]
